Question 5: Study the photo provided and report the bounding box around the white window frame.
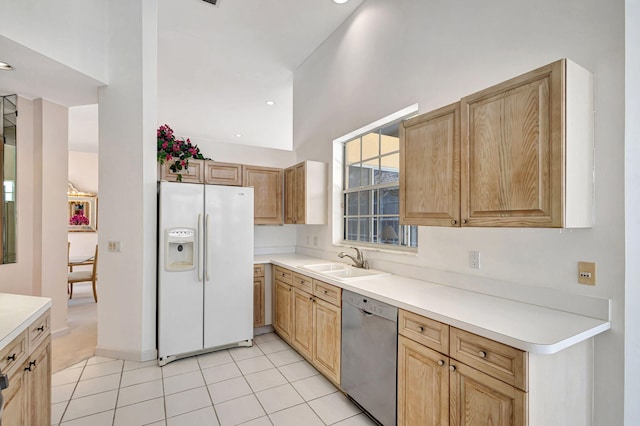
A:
[331,104,419,253]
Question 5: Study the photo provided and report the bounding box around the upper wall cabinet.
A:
[243,165,284,225]
[284,161,327,225]
[401,58,594,228]
[400,102,461,226]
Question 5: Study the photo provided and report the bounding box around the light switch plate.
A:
[578,261,596,285]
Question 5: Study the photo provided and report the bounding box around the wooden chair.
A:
[67,244,99,302]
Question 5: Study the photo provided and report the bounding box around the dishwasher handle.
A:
[359,308,374,317]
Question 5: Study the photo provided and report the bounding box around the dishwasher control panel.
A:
[342,290,397,322]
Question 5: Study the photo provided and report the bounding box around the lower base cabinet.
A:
[273,266,341,386]
[2,312,51,426]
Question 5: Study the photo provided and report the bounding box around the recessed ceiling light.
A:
[265,100,275,106]
[333,0,349,3]
[0,61,14,71]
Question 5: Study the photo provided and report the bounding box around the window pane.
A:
[402,225,419,247]
[359,190,373,215]
[380,153,400,182]
[361,132,379,160]
[380,187,399,215]
[346,218,358,241]
[345,193,358,215]
[380,217,400,245]
[345,138,361,165]
[347,164,362,188]
[358,218,371,242]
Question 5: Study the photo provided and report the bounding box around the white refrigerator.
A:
[157,181,254,365]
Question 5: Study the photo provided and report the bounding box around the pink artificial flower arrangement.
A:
[69,214,90,226]
[157,124,209,182]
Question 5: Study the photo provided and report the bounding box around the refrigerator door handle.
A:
[206,214,211,282]
[197,214,203,282]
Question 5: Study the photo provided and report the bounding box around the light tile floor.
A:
[51,332,377,426]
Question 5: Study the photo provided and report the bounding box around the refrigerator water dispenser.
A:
[165,228,196,271]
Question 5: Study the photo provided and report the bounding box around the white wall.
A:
[68,151,99,259]
[625,0,640,423]
[0,0,107,83]
[293,0,625,423]
[96,0,158,361]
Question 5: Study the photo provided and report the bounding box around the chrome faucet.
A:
[338,247,369,269]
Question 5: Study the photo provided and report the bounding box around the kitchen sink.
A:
[298,263,390,281]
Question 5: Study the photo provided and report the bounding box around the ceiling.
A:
[1,0,365,152]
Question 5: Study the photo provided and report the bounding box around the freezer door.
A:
[203,185,254,349]
[157,182,205,359]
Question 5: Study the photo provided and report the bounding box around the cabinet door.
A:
[291,289,314,360]
[400,103,461,226]
[398,335,449,426]
[450,361,527,426]
[24,339,51,426]
[2,368,26,426]
[461,61,562,227]
[312,298,341,385]
[253,277,265,327]
[204,161,242,186]
[294,163,306,224]
[273,280,293,342]
[284,167,296,224]
[243,166,283,225]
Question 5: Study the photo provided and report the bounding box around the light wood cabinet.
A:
[158,158,206,183]
[273,266,341,385]
[398,335,449,426]
[1,310,51,426]
[401,59,593,228]
[284,161,327,225]
[291,288,314,359]
[312,297,341,384]
[398,310,528,426]
[273,278,293,343]
[400,103,461,227]
[450,360,527,426]
[253,264,265,327]
[243,165,283,225]
[204,161,242,186]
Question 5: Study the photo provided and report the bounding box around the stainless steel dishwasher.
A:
[341,290,398,426]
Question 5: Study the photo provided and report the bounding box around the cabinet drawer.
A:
[313,280,341,307]
[450,327,527,391]
[398,309,449,355]
[254,264,265,278]
[273,266,293,284]
[204,161,242,186]
[0,329,27,375]
[292,273,313,293]
[29,311,51,352]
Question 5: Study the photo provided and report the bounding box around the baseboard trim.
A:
[95,346,157,362]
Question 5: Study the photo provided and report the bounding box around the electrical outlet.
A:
[578,261,596,285]
[469,251,480,269]
[108,240,122,252]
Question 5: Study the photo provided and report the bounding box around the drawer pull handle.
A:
[418,326,424,333]
[437,360,445,366]
[37,326,45,332]
[7,353,16,361]
[449,365,456,372]
[323,290,328,294]
[24,360,36,372]
[478,351,487,358]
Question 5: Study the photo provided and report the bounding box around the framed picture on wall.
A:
[68,195,98,232]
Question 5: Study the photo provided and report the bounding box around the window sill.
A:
[334,241,418,256]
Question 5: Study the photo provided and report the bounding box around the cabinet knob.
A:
[323,290,328,294]
[37,325,45,332]
[437,360,445,366]
[451,219,458,225]
[418,326,424,333]
[7,353,16,361]
[478,351,487,358]
[449,365,456,372]
[462,219,468,224]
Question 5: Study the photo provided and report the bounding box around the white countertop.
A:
[256,254,611,355]
[0,293,52,351]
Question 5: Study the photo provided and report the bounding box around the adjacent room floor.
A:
[51,332,375,426]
